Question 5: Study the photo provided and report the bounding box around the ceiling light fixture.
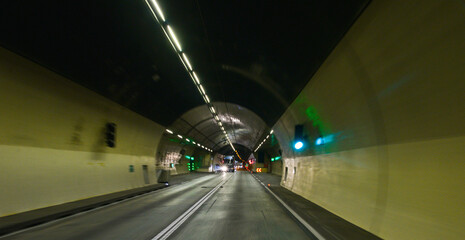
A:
[254,131,274,152]
[199,85,206,95]
[145,0,240,158]
[149,0,165,22]
[193,72,200,84]
[182,53,193,71]
[166,25,182,52]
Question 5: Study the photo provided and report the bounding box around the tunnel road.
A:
[1,172,314,240]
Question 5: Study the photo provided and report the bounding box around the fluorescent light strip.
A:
[203,95,210,104]
[254,132,274,152]
[150,0,166,22]
[199,85,206,95]
[193,72,200,84]
[146,2,241,158]
[165,129,212,152]
[167,25,182,52]
[182,53,193,71]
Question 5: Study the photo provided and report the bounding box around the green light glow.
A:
[271,134,277,146]
[185,155,191,159]
[305,106,330,133]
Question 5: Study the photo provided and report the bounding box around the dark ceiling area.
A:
[0,0,369,153]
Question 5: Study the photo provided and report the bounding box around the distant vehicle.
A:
[214,164,221,173]
[222,157,235,172]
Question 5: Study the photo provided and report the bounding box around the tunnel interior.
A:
[0,0,369,127]
[0,0,370,176]
[0,1,464,239]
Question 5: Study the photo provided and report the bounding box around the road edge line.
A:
[250,173,326,240]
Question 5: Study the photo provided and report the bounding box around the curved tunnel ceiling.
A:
[0,1,370,151]
[169,102,268,157]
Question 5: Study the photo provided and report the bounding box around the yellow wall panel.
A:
[274,0,465,239]
[0,47,165,216]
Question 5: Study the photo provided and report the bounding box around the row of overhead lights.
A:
[145,0,240,159]
[254,130,274,152]
[165,129,213,152]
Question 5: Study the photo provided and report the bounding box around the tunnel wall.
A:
[273,0,465,239]
[270,160,283,176]
[0,47,165,217]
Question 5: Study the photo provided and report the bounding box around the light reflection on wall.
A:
[160,151,182,167]
[220,114,243,126]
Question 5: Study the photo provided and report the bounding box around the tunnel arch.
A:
[155,102,285,171]
[168,102,270,154]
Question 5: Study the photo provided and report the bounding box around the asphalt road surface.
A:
[1,172,312,240]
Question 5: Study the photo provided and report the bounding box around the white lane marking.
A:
[250,174,326,240]
[152,174,232,240]
[0,174,218,239]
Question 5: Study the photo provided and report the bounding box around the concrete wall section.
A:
[274,0,465,239]
[0,47,165,217]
